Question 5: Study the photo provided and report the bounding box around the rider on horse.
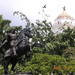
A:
[9,27,18,56]
[0,27,18,57]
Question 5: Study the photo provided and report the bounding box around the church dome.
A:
[53,6,75,33]
[57,11,71,19]
[55,6,74,21]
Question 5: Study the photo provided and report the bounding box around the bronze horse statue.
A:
[0,28,44,74]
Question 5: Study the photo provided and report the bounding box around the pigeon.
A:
[42,5,46,8]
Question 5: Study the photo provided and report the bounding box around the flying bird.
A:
[42,5,46,8]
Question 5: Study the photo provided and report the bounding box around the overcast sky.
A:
[0,0,75,28]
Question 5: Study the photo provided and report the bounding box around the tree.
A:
[6,26,22,33]
[44,27,75,55]
[13,11,54,43]
[33,20,54,44]
[61,27,75,47]
[25,53,67,75]
[0,15,11,42]
[62,47,75,62]
[13,11,31,28]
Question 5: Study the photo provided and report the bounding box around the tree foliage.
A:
[0,11,75,75]
[25,53,68,75]
[0,15,11,42]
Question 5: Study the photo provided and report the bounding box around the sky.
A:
[0,0,75,28]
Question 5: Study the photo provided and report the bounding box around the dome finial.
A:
[63,6,65,11]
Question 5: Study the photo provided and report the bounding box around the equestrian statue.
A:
[0,27,44,74]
